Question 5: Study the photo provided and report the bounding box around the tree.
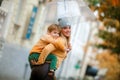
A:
[85,0,120,55]
[84,0,120,79]
[96,51,120,80]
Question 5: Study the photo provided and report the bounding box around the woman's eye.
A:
[63,27,67,29]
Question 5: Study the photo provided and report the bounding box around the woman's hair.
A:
[60,28,71,48]
[47,24,61,33]
[58,17,71,43]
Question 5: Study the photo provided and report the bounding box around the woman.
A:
[30,17,71,80]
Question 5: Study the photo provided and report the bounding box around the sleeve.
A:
[37,43,56,64]
[53,37,66,52]
[56,57,64,68]
[41,34,55,43]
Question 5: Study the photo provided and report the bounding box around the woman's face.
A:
[61,26,71,38]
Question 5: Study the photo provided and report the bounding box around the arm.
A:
[41,34,55,43]
[53,37,66,52]
[42,35,66,52]
[37,43,56,64]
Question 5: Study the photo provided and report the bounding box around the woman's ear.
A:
[47,32,50,35]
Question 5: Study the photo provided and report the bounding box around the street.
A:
[0,42,31,80]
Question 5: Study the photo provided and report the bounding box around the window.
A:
[0,0,3,6]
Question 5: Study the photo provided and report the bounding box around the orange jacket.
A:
[30,34,67,68]
[30,34,65,54]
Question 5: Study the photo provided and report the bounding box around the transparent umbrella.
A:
[41,0,98,79]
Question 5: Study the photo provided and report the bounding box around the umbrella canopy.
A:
[41,0,98,79]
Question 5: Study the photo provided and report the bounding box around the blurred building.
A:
[0,0,8,39]
[0,0,53,48]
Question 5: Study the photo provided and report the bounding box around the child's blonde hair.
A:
[47,24,61,33]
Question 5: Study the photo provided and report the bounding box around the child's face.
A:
[50,30,59,39]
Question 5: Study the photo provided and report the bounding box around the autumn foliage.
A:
[84,0,120,79]
[96,51,120,80]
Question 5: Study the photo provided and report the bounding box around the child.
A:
[29,24,65,75]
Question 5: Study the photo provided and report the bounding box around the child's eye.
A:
[54,32,59,34]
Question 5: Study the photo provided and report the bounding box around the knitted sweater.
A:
[30,34,65,54]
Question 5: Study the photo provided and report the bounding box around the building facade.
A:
[0,0,8,39]
[0,0,53,48]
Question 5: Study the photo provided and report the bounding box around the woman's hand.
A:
[66,43,72,53]
[31,60,44,65]
[68,43,72,50]
[31,60,38,65]
[66,48,71,53]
